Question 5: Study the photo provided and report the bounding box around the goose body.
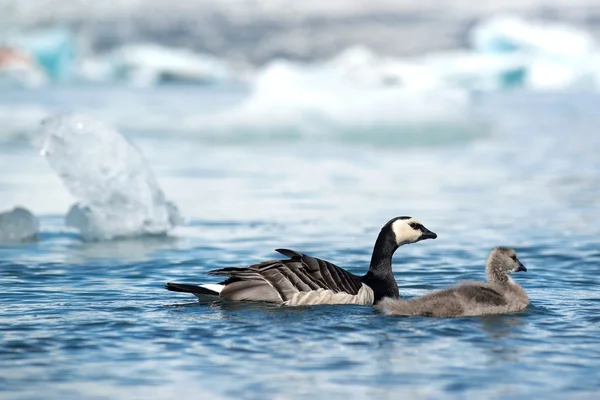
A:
[376,247,529,317]
[166,216,437,306]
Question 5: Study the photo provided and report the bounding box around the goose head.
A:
[367,216,437,287]
[387,216,437,246]
[486,247,527,282]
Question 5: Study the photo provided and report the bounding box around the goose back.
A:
[208,249,374,306]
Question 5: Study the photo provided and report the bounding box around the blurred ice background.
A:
[1,0,600,239]
[0,0,599,237]
[2,0,600,90]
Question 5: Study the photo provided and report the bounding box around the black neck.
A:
[361,228,400,302]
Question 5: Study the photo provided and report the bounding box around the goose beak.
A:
[516,261,527,272]
[420,227,437,241]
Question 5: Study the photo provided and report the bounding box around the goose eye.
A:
[511,255,518,261]
[410,223,424,232]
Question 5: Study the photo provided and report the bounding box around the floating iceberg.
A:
[327,46,441,89]
[523,55,600,91]
[327,46,528,92]
[469,15,600,91]
[103,43,231,86]
[0,46,48,87]
[0,207,39,243]
[470,15,597,58]
[5,28,77,82]
[409,51,528,91]
[194,60,484,146]
[38,114,183,241]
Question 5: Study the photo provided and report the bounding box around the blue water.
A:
[0,87,599,399]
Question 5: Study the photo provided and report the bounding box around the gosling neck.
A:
[486,260,510,286]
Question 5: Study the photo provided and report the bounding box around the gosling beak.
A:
[419,227,437,241]
[516,261,527,272]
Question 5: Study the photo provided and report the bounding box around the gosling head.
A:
[387,216,437,246]
[486,247,527,283]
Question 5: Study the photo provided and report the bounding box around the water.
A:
[0,86,599,399]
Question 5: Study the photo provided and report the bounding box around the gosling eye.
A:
[511,255,518,261]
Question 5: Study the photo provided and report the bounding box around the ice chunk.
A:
[0,207,39,243]
[198,60,482,146]
[470,15,597,58]
[326,46,383,86]
[0,46,48,88]
[524,55,600,91]
[245,60,471,125]
[327,46,441,89]
[7,28,77,82]
[105,43,230,86]
[410,51,528,91]
[38,114,183,241]
[327,46,526,91]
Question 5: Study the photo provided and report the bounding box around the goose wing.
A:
[206,248,366,304]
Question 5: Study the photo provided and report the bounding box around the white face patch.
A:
[391,218,422,245]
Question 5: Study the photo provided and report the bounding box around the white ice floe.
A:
[0,46,48,88]
[470,15,597,58]
[467,15,600,91]
[408,51,529,92]
[326,45,442,89]
[38,114,183,241]
[196,60,482,145]
[4,28,77,82]
[327,17,600,92]
[103,43,231,86]
[327,46,528,92]
[524,55,600,90]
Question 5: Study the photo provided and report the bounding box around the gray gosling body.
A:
[166,216,437,306]
[376,247,529,317]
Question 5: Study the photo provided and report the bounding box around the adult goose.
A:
[376,247,529,317]
[166,216,437,306]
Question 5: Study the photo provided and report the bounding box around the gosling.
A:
[376,247,529,317]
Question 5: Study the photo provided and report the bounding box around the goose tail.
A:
[165,282,224,299]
